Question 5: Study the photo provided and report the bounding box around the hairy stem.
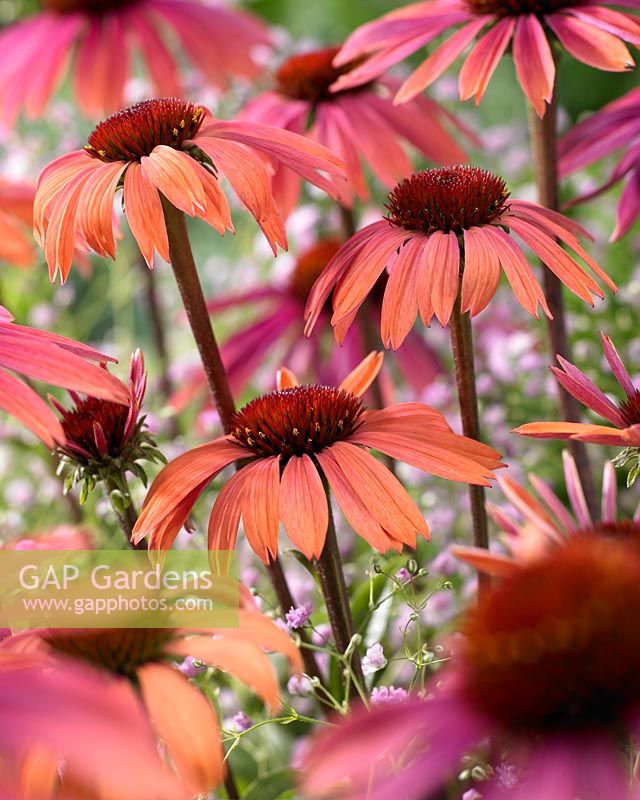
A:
[315,482,364,698]
[449,292,490,599]
[161,198,323,682]
[526,98,597,519]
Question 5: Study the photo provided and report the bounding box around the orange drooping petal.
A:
[240,456,281,563]
[123,162,170,267]
[138,662,224,795]
[280,454,328,559]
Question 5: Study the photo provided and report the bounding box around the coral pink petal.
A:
[483,225,549,317]
[169,636,281,712]
[229,610,303,674]
[241,456,281,563]
[280,455,328,559]
[76,160,126,259]
[461,227,501,315]
[380,236,423,349]
[128,10,181,97]
[567,6,640,46]
[0,369,64,447]
[316,447,401,552]
[340,351,384,397]
[137,662,224,795]
[552,358,625,426]
[141,147,206,217]
[395,18,489,103]
[124,162,170,268]
[600,332,636,397]
[208,468,247,554]
[546,12,635,71]
[513,15,555,118]
[429,230,460,326]
[459,17,515,105]
[331,441,430,545]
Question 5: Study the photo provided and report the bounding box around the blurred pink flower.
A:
[560,86,640,240]
[453,450,640,576]
[170,239,443,415]
[0,180,36,268]
[332,0,639,117]
[0,0,270,123]
[34,97,346,281]
[303,538,640,800]
[0,649,186,799]
[4,524,93,550]
[0,305,127,447]
[241,45,476,215]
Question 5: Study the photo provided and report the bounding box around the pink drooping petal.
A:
[427,230,460,326]
[483,225,550,317]
[280,455,328,559]
[600,331,636,398]
[395,18,489,103]
[74,13,129,116]
[506,216,603,304]
[331,225,409,329]
[138,662,224,795]
[123,162,170,268]
[612,168,640,241]
[380,236,423,348]
[461,226,501,315]
[552,355,626,426]
[241,456,281,563]
[128,8,181,98]
[513,14,555,117]
[0,369,64,447]
[195,135,286,254]
[459,17,515,105]
[546,12,635,71]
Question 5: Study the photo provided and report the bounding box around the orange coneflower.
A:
[132,353,504,559]
[34,97,347,281]
[331,0,639,117]
[0,0,270,123]
[6,608,301,798]
[304,165,615,349]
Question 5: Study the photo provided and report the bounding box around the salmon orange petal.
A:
[123,162,170,267]
[280,454,328,559]
[339,351,384,397]
[241,456,281,563]
[137,662,224,795]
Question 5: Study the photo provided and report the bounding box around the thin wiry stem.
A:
[526,97,598,519]
[160,198,324,683]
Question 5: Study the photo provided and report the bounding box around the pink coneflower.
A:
[34,97,346,281]
[0,0,270,123]
[303,537,640,800]
[133,353,504,559]
[560,86,640,240]
[0,304,127,447]
[241,45,474,216]
[453,450,640,576]
[332,0,640,117]
[516,331,640,447]
[304,165,615,349]
[170,239,443,415]
[0,180,36,267]
[8,608,302,798]
[0,649,185,800]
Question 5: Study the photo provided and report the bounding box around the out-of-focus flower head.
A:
[331,0,639,117]
[0,0,271,123]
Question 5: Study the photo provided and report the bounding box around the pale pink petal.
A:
[280,455,328,559]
